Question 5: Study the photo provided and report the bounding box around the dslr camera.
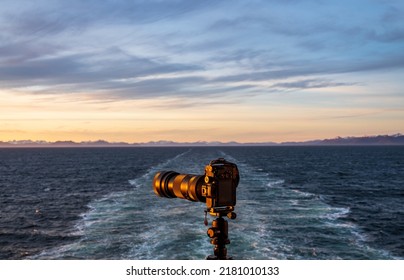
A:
[153,158,239,217]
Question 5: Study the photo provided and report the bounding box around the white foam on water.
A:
[266,179,285,188]
[325,206,351,220]
[127,179,138,187]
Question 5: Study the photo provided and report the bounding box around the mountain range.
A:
[1,134,403,147]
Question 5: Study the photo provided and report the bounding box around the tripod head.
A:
[205,214,234,260]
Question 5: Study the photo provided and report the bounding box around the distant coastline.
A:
[1,134,404,147]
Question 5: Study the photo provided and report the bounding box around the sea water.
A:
[0,146,403,259]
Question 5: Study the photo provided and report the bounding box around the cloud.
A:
[0,47,203,93]
[1,0,404,104]
[212,53,404,85]
[0,41,63,64]
[270,79,356,90]
[1,0,214,37]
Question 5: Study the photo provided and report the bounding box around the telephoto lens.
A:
[153,171,206,202]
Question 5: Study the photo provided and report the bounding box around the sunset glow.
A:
[1,1,404,143]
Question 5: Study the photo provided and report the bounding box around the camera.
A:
[153,158,240,259]
[153,158,239,217]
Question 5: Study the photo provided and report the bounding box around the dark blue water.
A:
[0,146,403,259]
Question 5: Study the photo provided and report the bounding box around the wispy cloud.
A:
[270,79,356,90]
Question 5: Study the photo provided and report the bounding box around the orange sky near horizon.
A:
[2,84,403,143]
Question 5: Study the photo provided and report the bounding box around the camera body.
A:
[203,158,239,216]
[152,158,239,217]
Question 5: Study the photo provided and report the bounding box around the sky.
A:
[1,0,404,143]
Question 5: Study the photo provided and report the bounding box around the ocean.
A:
[0,146,403,260]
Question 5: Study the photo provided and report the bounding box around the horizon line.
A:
[1,133,403,147]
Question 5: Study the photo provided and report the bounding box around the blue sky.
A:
[1,0,404,142]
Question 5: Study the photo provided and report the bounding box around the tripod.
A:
[205,212,236,260]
